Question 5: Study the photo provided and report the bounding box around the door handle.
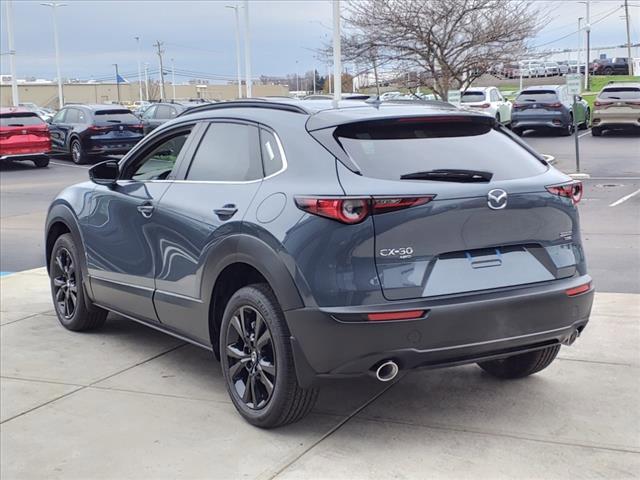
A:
[137,202,154,218]
[214,204,238,219]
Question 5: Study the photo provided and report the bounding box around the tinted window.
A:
[490,90,500,102]
[131,131,191,181]
[65,109,80,123]
[0,112,45,127]
[461,91,485,103]
[337,120,547,181]
[51,109,66,124]
[141,105,156,119]
[599,87,640,100]
[516,90,559,102]
[260,129,284,176]
[95,110,138,123]
[187,123,262,181]
[155,105,177,119]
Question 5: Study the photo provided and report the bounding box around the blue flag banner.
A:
[116,74,128,84]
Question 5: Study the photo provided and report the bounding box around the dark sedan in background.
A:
[511,85,590,136]
[49,105,143,164]
[139,101,212,135]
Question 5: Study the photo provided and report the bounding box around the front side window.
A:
[51,109,66,124]
[142,105,156,119]
[129,131,191,181]
[65,109,80,123]
[155,105,177,119]
[186,123,262,182]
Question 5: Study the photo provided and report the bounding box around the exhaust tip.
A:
[375,360,399,382]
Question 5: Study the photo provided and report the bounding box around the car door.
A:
[82,124,198,323]
[141,105,157,135]
[48,108,69,151]
[150,120,266,343]
[495,89,512,123]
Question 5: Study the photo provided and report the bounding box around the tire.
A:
[495,113,501,125]
[70,138,87,165]
[560,118,573,136]
[33,157,49,168]
[592,126,602,136]
[604,67,613,76]
[580,109,590,130]
[477,345,561,379]
[49,233,108,331]
[220,283,318,428]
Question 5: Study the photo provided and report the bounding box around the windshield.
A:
[599,87,640,100]
[461,92,486,103]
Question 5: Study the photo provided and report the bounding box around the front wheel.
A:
[478,345,561,379]
[220,284,318,428]
[70,138,87,165]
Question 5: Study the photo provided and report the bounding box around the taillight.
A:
[512,103,525,110]
[546,180,583,205]
[625,101,640,106]
[295,196,435,224]
[547,102,562,108]
[566,281,592,297]
[594,100,612,107]
[88,126,111,134]
[367,310,425,322]
[470,103,491,108]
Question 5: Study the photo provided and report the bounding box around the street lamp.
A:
[243,0,252,97]
[225,4,243,98]
[40,2,67,109]
[5,0,19,106]
[134,36,143,103]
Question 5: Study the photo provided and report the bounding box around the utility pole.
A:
[154,41,166,100]
[5,0,19,106]
[226,4,243,98]
[624,0,634,76]
[584,0,591,90]
[113,64,121,103]
[171,58,176,100]
[243,0,252,97]
[332,0,342,107]
[313,69,316,94]
[577,17,583,76]
[135,36,143,103]
[41,2,67,109]
[144,63,149,101]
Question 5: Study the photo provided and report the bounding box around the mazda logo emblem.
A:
[487,189,508,210]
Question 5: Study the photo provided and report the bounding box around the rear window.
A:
[461,91,486,103]
[336,119,547,181]
[516,90,558,102]
[0,113,44,127]
[599,87,640,100]
[94,110,138,123]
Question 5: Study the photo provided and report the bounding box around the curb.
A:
[568,173,591,179]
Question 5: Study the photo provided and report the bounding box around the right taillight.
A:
[295,196,435,224]
[546,180,583,205]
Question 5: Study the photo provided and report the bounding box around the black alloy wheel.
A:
[225,305,277,410]
[52,247,78,319]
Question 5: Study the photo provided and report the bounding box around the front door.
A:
[82,125,197,322]
[48,108,70,151]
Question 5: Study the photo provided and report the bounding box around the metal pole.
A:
[332,0,342,107]
[6,0,19,106]
[135,36,143,103]
[327,64,331,94]
[584,0,590,90]
[113,64,121,103]
[144,63,149,101]
[313,68,316,94]
[577,18,583,75]
[171,59,176,100]
[573,94,581,173]
[243,0,252,97]
[154,41,166,100]
[226,5,243,98]
[296,61,300,93]
[624,0,634,76]
[41,2,67,109]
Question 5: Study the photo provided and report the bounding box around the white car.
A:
[460,87,512,125]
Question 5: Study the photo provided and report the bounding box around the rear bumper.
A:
[0,152,49,163]
[286,276,593,387]
[511,116,571,130]
[592,114,640,129]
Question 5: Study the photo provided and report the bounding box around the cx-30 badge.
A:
[487,189,508,210]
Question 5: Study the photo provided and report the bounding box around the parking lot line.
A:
[49,161,91,170]
[578,130,591,138]
[609,188,640,207]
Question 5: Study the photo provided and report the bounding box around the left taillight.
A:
[294,196,435,224]
[546,180,583,205]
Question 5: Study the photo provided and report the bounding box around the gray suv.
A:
[45,100,594,428]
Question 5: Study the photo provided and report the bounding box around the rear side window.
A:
[599,87,640,100]
[0,113,44,127]
[260,129,284,176]
[461,91,485,103]
[336,119,547,181]
[516,90,558,102]
[187,123,262,182]
[95,110,138,123]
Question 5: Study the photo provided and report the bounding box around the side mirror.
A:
[89,160,119,186]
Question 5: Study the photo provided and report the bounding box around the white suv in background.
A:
[460,87,512,125]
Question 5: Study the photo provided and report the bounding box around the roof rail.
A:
[178,100,310,117]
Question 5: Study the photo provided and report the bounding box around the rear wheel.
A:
[220,284,318,428]
[33,157,49,168]
[580,109,590,130]
[478,345,561,379]
[70,138,87,165]
[49,234,107,331]
[592,126,602,136]
[495,113,501,124]
[560,118,574,136]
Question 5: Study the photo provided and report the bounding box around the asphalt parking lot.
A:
[1,130,639,478]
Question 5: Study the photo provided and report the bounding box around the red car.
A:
[0,107,51,168]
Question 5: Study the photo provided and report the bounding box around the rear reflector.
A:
[566,282,592,297]
[367,310,425,321]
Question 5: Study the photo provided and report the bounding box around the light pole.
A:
[143,63,149,101]
[226,4,243,98]
[577,17,583,75]
[171,58,176,100]
[5,0,19,106]
[243,0,252,97]
[113,63,121,103]
[135,36,143,103]
[624,0,634,76]
[41,2,67,109]
[332,0,342,107]
[296,60,300,93]
[584,0,591,90]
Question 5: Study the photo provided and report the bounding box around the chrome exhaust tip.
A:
[562,329,580,346]
[374,360,399,382]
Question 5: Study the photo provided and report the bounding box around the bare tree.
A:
[343,0,545,99]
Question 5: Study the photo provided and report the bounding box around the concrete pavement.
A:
[1,269,639,479]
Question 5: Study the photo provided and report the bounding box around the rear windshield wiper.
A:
[400,169,493,183]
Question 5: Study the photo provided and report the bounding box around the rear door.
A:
[331,116,581,300]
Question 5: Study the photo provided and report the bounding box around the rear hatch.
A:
[513,90,563,117]
[0,112,50,155]
[90,110,143,140]
[594,86,640,118]
[327,114,582,300]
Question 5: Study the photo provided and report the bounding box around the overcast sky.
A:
[0,0,637,82]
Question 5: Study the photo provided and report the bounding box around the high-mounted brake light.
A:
[469,103,491,108]
[295,196,435,224]
[367,310,425,322]
[566,282,591,297]
[546,180,583,205]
